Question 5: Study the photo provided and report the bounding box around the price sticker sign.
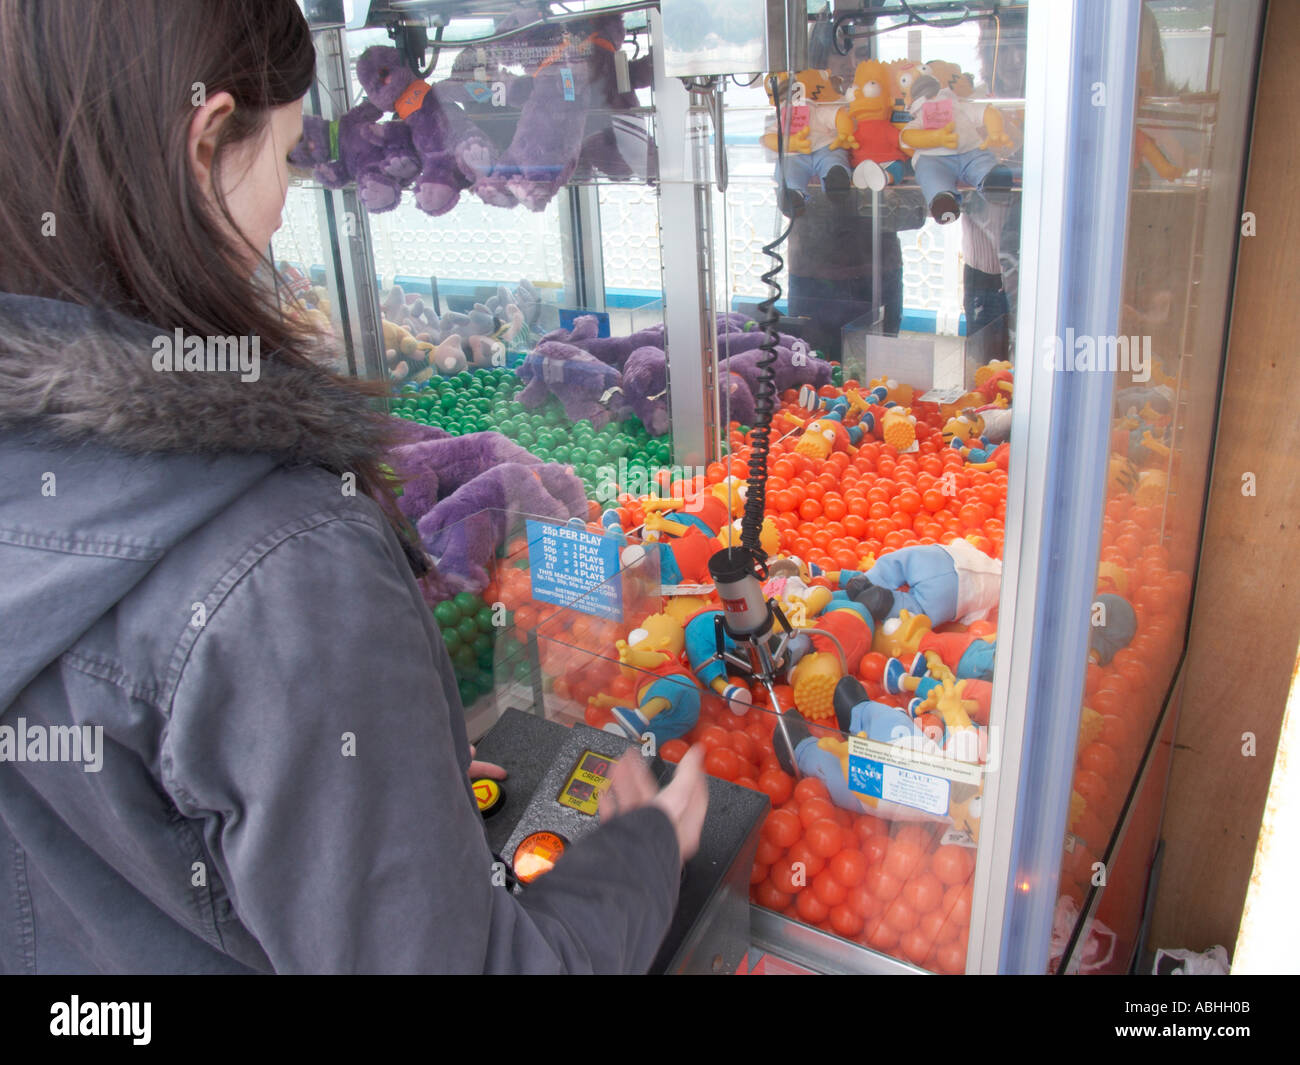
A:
[526,519,624,621]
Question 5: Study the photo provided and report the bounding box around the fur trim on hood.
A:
[0,291,399,472]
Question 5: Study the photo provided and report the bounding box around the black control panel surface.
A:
[473,708,768,973]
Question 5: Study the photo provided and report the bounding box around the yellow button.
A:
[473,778,502,815]
[513,831,566,884]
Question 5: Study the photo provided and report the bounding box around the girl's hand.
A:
[600,744,709,863]
[469,744,506,781]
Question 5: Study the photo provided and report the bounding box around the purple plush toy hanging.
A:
[288,100,420,213]
[355,46,499,216]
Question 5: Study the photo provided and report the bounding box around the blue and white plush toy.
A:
[842,541,1001,626]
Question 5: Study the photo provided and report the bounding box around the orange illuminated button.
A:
[513,831,567,884]
[473,778,504,816]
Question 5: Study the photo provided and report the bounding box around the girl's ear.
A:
[187,90,238,196]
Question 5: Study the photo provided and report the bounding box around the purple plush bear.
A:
[620,348,756,436]
[539,315,665,371]
[722,345,834,396]
[436,8,654,210]
[715,329,771,357]
[520,312,829,437]
[356,46,497,217]
[289,102,419,213]
[719,371,757,427]
[473,64,589,209]
[476,12,647,212]
[388,425,587,598]
[516,340,631,429]
[622,346,669,437]
[569,16,657,184]
[714,313,835,394]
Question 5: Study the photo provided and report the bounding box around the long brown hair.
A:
[0,0,404,513]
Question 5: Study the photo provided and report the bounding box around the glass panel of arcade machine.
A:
[362,2,670,555]
[282,0,1028,973]
[1052,0,1260,975]
[277,3,671,725]
[362,504,663,747]
[527,2,1028,973]
[743,7,1020,973]
[417,508,650,743]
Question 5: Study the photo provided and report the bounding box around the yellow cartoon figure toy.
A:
[794,415,857,461]
[593,610,703,744]
[762,69,856,205]
[842,60,911,191]
[900,62,1014,223]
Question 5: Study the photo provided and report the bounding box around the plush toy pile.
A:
[760,57,1016,222]
[475,374,1011,972]
[517,312,834,435]
[382,306,1187,973]
[409,350,1192,972]
[380,279,542,383]
[277,261,333,335]
[289,8,654,215]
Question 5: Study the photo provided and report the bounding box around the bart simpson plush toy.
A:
[842,60,911,191]
[597,610,702,743]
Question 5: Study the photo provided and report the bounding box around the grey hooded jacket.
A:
[0,291,680,973]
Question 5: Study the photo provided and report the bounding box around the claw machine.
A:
[281,0,1263,973]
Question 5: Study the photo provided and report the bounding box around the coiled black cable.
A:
[739,74,796,573]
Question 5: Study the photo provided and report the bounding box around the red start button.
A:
[513,831,567,884]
